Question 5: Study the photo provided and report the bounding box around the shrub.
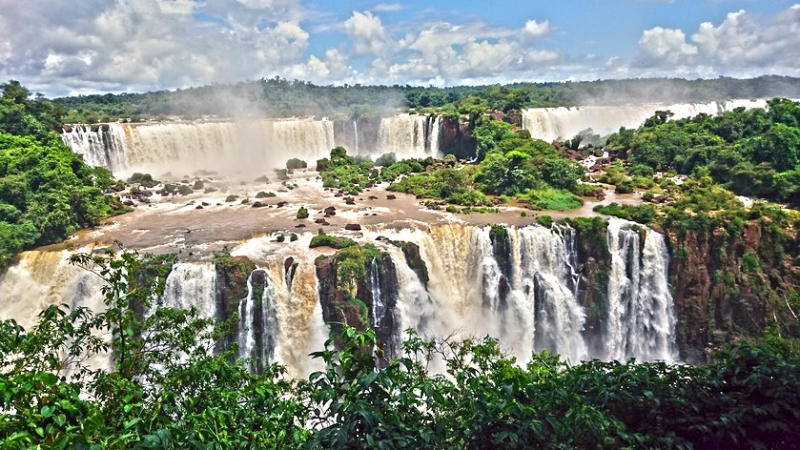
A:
[525,188,582,211]
[309,234,357,249]
[297,207,309,219]
[256,191,276,198]
[375,152,397,167]
[127,172,159,188]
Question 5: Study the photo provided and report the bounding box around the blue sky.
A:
[0,0,798,96]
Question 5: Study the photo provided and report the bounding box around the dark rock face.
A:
[399,242,429,288]
[440,116,477,160]
[314,247,402,365]
[284,257,299,290]
[573,221,613,360]
[345,224,362,231]
[665,221,800,363]
[489,225,512,308]
[214,255,257,356]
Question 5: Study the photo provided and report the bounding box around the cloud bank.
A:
[0,0,798,96]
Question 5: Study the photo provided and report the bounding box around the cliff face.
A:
[665,219,800,362]
[440,117,476,160]
[314,245,402,363]
[214,254,256,354]
[572,218,613,359]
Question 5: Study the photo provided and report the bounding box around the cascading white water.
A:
[376,114,440,159]
[368,258,387,330]
[231,234,327,378]
[606,218,677,362]
[236,268,282,373]
[371,224,586,363]
[522,99,769,143]
[160,263,217,318]
[61,114,441,177]
[353,120,359,154]
[510,225,587,362]
[2,222,678,376]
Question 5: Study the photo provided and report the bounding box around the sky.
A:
[1,0,799,97]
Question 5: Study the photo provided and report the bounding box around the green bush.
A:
[525,188,583,211]
[127,172,159,188]
[309,234,357,249]
[297,207,309,219]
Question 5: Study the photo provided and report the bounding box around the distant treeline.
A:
[53,75,800,123]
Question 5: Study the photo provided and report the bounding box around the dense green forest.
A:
[53,75,800,123]
[1,249,798,448]
[0,81,122,269]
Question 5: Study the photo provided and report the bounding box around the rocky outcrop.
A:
[665,219,800,363]
[314,245,401,362]
[440,116,476,160]
[213,253,256,354]
[489,225,512,307]
[571,217,613,357]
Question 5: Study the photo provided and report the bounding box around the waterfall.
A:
[62,114,441,177]
[511,225,587,362]
[376,114,441,159]
[0,250,112,373]
[522,99,769,142]
[369,258,387,331]
[606,219,677,362]
[161,263,217,318]
[353,121,359,154]
[238,269,280,373]
[376,224,586,363]
[2,222,679,375]
[231,235,327,378]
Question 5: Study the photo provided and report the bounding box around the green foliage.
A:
[594,202,658,225]
[296,206,309,219]
[524,187,583,211]
[536,215,554,228]
[611,97,800,203]
[255,190,276,198]
[309,234,357,249]
[0,248,310,448]
[374,152,397,167]
[126,172,159,188]
[0,134,121,270]
[743,250,761,273]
